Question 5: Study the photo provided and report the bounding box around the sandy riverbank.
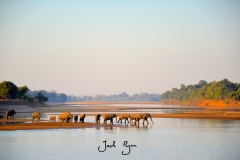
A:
[160,99,240,107]
[1,112,240,131]
[0,120,119,131]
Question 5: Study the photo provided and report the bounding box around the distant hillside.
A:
[161,79,240,107]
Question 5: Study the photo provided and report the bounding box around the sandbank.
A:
[1,102,240,130]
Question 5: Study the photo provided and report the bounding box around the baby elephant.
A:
[49,116,56,122]
[95,114,101,124]
[32,112,41,123]
[74,115,78,123]
[79,114,86,123]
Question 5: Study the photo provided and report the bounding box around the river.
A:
[1,116,240,160]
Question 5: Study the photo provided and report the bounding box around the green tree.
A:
[21,95,34,102]
[35,92,48,102]
[236,88,240,101]
[17,86,29,99]
[198,80,207,87]
[0,81,18,99]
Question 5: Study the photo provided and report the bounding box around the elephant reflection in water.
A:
[103,114,117,124]
[137,123,154,129]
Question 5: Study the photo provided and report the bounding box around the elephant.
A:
[135,113,154,125]
[6,110,16,119]
[73,115,78,123]
[118,114,130,124]
[32,112,41,122]
[59,112,73,122]
[79,114,86,123]
[58,114,64,122]
[103,114,117,124]
[49,115,56,122]
[129,114,141,125]
[95,114,101,124]
[0,115,4,119]
[129,114,138,123]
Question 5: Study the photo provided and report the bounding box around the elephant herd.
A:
[31,112,154,125]
[99,113,154,125]
[3,110,154,125]
[96,113,154,125]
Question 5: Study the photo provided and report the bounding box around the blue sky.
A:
[0,0,240,96]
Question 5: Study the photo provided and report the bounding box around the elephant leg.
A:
[135,119,138,125]
[146,118,149,124]
[110,118,113,124]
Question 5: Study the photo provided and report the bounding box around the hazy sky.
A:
[0,0,240,96]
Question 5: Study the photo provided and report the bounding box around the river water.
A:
[1,117,240,160]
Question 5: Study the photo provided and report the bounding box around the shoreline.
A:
[0,121,120,131]
[1,112,240,131]
[160,99,240,107]
[1,102,240,131]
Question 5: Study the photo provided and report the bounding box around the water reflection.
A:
[0,122,24,125]
[0,118,240,160]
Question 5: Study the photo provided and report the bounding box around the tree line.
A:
[0,81,48,102]
[0,81,160,103]
[27,90,67,102]
[67,92,160,102]
[161,79,240,102]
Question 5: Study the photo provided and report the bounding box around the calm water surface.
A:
[1,118,240,160]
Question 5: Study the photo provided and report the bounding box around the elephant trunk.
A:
[149,114,154,124]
